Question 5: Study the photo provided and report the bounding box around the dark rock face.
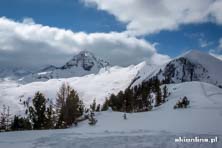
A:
[156,57,208,84]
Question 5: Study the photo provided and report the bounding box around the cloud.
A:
[198,38,213,48]
[0,17,170,71]
[82,0,222,35]
[184,32,213,48]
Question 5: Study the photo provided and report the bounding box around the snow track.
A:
[0,130,221,148]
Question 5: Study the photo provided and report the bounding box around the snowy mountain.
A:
[1,50,222,148]
[1,50,222,115]
[21,50,110,83]
[0,63,145,115]
[131,50,222,88]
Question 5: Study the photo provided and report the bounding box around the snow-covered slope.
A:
[67,81,222,134]
[0,63,145,114]
[132,50,222,88]
[0,81,222,148]
[21,51,109,83]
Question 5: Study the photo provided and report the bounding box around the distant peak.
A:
[62,50,109,70]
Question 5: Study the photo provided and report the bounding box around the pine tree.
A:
[122,99,127,113]
[0,105,7,131]
[101,98,109,111]
[154,78,162,107]
[11,115,31,131]
[28,92,47,129]
[0,105,12,131]
[116,91,124,111]
[5,106,11,131]
[56,83,83,128]
[96,104,100,112]
[11,115,19,131]
[64,89,81,126]
[124,88,134,112]
[45,100,54,129]
[162,85,168,102]
[109,94,117,110]
[56,83,69,128]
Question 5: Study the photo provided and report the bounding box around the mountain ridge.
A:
[21,50,110,83]
[131,50,222,88]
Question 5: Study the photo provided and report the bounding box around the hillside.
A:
[0,81,222,148]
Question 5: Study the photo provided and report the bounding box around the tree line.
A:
[1,77,170,132]
[101,77,169,112]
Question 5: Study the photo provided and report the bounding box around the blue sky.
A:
[0,0,222,69]
[147,23,222,57]
[0,0,125,32]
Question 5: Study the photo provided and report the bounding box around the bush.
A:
[174,96,190,109]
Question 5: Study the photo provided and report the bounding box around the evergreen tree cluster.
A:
[0,83,86,132]
[11,116,32,131]
[102,77,169,112]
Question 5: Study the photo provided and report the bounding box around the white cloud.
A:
[184,32,213,48]
[0,17,170,70]
[198,38,213,48]
[83,0,222,35]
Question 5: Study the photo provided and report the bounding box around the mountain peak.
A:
[62,50,109,71]
[21,50,110,83]
[131,49,222,88]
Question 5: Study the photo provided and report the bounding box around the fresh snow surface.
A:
[130,62,161,87]
[0,81,222,148]
[0,63,144,115]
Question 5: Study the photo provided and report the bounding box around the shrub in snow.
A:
[174,96,190,109]
[88,111,97,125]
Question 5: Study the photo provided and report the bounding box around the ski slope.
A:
[0,81,222,148]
